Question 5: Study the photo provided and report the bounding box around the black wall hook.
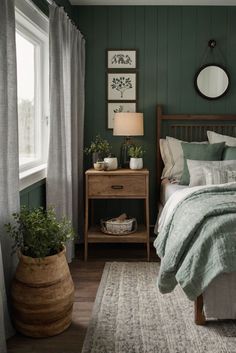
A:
[208,39,216,48]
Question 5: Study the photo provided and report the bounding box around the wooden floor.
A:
[7,243,158,353]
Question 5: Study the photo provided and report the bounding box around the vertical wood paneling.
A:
[28,188,45,208]
[225,8,232,114]
[93,7,108,134]
[76,5,236,224]
[157,7,168,107]
[81,7,95,172]
[226,8,236,112]
[180,7,198,113]
[108,7,122,47]
[135,7,145,113]
[20,180,46,208]
[121,7,136,47]
[20,193,29,207]
[143,7,158,114]
[194,7,212,113]
[167,7,182,113]
[106,6,124,154]
[143,7,158,222]
[210,7,228,114]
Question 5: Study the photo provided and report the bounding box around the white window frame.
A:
[15,0,49,189]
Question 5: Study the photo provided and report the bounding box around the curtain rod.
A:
[45,0,85,39]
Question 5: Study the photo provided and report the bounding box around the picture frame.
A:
[107,102,137,130]
[107,72,137,101]
[107,49,137,69]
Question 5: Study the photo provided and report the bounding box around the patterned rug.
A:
[82,262,236,353]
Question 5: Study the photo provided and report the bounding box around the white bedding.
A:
[160,182,188,206]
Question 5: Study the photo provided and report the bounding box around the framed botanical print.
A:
[107,102,137,129]
[107,49,137,69]
[107,72,137,101]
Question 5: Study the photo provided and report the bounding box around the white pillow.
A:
[187,159,236,187]
[204,167,236,185]
[166,137,208,182]
[159,139,173,179]
[207,131,236,146]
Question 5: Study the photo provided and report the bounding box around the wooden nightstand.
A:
[84,168,150,261]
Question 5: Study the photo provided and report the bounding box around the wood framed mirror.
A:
[194,64,230,100]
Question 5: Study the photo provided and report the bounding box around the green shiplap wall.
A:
[20,180,46,208]
[75,6,236,224]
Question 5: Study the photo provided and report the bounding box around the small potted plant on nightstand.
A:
[5,206,75,338]
[84,135,112,164]
[128,145,145,170]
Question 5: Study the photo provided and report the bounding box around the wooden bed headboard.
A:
[156,105,236,195]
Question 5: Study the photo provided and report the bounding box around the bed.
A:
[155,105,236,325]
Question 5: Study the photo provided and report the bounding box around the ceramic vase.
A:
[129,158,143,170]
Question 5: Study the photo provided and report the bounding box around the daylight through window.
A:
[16,32,37,165]
[15,1,49,173]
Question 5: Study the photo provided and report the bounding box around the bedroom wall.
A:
[20,180,46,208]
[75,5,236,224]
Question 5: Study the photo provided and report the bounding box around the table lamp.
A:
[113,112,144,168]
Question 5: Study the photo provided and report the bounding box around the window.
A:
[15,0,49,173]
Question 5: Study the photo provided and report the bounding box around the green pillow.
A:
[223,146,236,160]
[180,142,225,185]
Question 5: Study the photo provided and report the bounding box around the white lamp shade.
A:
[113,112,144,136]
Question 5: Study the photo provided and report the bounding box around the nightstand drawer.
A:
[88,175,146,197]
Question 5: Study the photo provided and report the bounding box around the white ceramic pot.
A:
[93,161,105,171]
[129,158,143,170]
[104,157,118,170]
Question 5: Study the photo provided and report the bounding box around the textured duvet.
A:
[154,183,236,300]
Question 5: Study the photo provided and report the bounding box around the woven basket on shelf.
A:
[101,217,137,235]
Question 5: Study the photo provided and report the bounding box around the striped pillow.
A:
[203,167,236,185]
[187,159,236,187]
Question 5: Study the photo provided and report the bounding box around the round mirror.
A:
[195,64,230,100]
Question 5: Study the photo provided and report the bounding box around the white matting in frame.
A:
[107,102,136,129]
[108,72,136,101]
[107,50,136,69]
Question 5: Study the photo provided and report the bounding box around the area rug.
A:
[82,262,236,353]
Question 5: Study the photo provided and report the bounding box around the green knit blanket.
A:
[154,184,236,300]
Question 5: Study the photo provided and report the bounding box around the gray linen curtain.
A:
[47,4,85,263]
[0,0,19,351]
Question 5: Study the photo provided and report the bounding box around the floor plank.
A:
[7,243,158,353]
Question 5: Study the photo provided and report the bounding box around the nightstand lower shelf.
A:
[87,225,148,243]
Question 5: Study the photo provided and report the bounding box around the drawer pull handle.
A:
[111,185,124,190]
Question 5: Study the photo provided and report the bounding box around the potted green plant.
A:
[84,134,112,164]
[128,145,145,170]
[5,206,75,338]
